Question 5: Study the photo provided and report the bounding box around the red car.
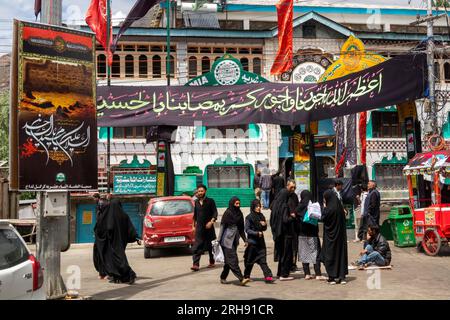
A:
[143,196,195,258]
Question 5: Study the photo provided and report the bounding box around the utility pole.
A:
[38,0,67,300]
[106,0,111,194]
[427,0,438,134]
[166,0,171,86]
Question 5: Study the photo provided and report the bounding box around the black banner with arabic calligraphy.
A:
[14,21,97,191]
[97,54,427,127]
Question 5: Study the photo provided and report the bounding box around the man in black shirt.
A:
[191,184,218,271]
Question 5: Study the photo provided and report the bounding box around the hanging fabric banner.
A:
[270,0,294,75]
[97,54,427,127]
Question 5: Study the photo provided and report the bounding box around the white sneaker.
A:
[279,276,295,281]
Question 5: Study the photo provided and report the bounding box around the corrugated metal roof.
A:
[226,0,425,10]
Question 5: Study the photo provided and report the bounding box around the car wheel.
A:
[144,247,155,259]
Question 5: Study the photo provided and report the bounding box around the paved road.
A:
[55,209,450,300]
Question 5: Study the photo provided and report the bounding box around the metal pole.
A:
[427,0,438,134]
[106,0,111,193]
[166,0,171,86]
[38,0,67,300]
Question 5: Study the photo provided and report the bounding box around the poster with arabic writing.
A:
[14,21,97,191]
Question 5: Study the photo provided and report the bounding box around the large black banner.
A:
[12,21,97,191]
[97,54,427,127]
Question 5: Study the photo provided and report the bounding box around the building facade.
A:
[89,1,450,200]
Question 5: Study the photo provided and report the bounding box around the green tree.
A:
[0,90,8,162]
[434,0,450,7]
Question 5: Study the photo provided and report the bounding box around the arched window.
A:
[169,55,175,76]
[434,62,441,81]
[112,54,120,78]
[188,56,197,79]
[201,56,210,74]
[139,55,148,78]
[445,62,450,82]
[97,54,106,78]
[240,57,249,71]
[125,55,134,77]
[253,57,261,75]
[152,55,162,78]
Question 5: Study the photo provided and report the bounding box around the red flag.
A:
[359,112,367,164]
[86,0,112,66]
[271,0,293,75]
[335,148,347,178]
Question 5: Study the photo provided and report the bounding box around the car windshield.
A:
[0,228,29,270]
[150,200,193,216]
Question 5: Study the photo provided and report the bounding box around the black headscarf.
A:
[248,199,265,231]
[221,196,244,227]
[270,189,290,241]
[321,189,348,279]
[295,190,319,237]
[93,198,138,282]
[296,190,312,220]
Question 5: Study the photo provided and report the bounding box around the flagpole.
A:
[106,0,111,194]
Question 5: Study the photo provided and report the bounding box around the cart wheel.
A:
[422,229,442,256]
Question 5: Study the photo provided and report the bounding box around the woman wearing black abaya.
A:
[94,198,140,284]
[219,197,249,286]
[321,189,348,285]
[270,183,297,281]
[244,200,274,283]
[295,190,327,280]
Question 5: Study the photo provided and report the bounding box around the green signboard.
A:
[185,54,268,87]
[175,175,198,193]
[113,174,156,195]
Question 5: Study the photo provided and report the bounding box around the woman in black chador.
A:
[321,189,349,285]
[94,198,140,284]
[244,199,274,283]
[270,184,297,281]
[219,197,249,286]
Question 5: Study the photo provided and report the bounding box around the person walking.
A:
[260,167,273,209]
[366,180,381,226]
[287,184,300,273]
[272,172,285,200]
[321,190,348,285]
[93,193,110,280]
[244,200,274,283]
[93,198,140,284]
[270,180,297,281]
[191,184,218,271]
[253,169,262,200]
[295,190,327,281]
[357,185,369,241]
[219,197,250,286]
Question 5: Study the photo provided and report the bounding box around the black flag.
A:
[112,0,162,52]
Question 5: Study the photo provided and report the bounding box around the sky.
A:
[0,0,429,55]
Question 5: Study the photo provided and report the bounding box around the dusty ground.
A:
[50,209,450,300]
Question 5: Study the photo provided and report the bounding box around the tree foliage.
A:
[0,90,8,162]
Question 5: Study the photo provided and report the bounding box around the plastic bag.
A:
[303,209,318,226]
[307,201,322,220]
[211,240,224,264]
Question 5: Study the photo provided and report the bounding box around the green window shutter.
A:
[99,127,112,140]
[248,123,260,138]
[366,113,373,139]
[443,113,450,139]
[195,126,206,139]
